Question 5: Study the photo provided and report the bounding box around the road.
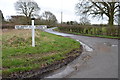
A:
[43,27,118,78]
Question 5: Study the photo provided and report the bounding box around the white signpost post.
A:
[31,18,35,47]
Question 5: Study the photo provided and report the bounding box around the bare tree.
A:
[15,0,40,24]
[76,0,119,26]
[118,2,120,26]
[79,16,91,25]
[42,11,57,25]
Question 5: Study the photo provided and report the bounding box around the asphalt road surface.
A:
[43,27,118,78]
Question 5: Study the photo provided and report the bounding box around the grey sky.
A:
[0,0,108,24]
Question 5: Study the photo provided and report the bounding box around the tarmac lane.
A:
[44,28,118,78]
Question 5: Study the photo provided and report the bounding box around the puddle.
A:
[47,31,74,37]
[111,45,118,47]
[45,28,75,37]
[104,42,111,46]
[104,42,118,47]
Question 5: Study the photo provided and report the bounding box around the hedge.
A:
[58,25,120,37]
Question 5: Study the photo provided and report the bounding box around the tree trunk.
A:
[108,15,114,26]
[108,3,115,26]
[26,17,31,25]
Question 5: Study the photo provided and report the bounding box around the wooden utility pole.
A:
[61,11,63,25]
[118,2,120,26]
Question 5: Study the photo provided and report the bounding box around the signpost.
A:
[15,19,48,47]
[31,18,35,47]
[15,25,32,29]
[15,18,36,47]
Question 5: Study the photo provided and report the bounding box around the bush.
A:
[58,25,120,37]
[2,24,15,29]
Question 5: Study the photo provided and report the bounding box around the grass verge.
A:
[2,29,80,77]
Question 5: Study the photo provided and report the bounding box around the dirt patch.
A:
[2,46,83,79]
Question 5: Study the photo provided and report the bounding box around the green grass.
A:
[81,34,120,39]
[0,30,2,76]
[67,32,119,39]
[2,29,80,76]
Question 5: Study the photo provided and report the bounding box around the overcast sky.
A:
[0,0,108,24]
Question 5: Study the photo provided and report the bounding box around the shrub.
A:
[58,25,119,37]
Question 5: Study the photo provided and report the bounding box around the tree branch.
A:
[92,2,109,17]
